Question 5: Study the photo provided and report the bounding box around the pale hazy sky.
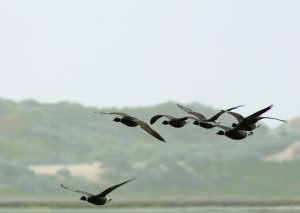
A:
[0,0,299,123]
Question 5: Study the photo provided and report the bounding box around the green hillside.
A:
[0,98,299,200]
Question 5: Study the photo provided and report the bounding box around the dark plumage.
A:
[94,112,165,142]
[229,105,286,131]
[177,104,244,129]
[215,124,253,140]
[60,177,135,205]
[150,115,196,128]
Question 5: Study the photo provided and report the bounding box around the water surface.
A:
[1,206,300,213]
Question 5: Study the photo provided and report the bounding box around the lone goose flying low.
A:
[228,105,286,131]
[177,104,244,129]
[94,112,165,142]
[60,177,135,205]
[150,115,197,128]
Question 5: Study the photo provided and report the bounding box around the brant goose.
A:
[94,112,165,142]
[61,177,135,205]
[150,115,196,128]
[215,124,253,140]
[229,105,285,131]
[177,104,244,129]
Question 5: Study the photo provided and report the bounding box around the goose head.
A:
[193,120,200,125]
[231,123,238,128]
[113,117,121,122]
[216,130,225,135]
[80,196,87,201]
[162,120,169,125]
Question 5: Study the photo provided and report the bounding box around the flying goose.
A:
[94,112,165,142]
[215,124,253,140]
[228,105,285,131]
[150,115,197,128]
[177,104,244,129]
[60,177,135,205]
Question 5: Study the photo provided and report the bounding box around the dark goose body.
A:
[198,122,217,129]
[224,129,250,140]
[119,116,139,127]
[215,124,253,140]
[87,196,110,205]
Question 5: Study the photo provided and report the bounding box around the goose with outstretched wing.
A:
[229,105,286,131]
[61,177,135,205]
[94,112,165,142]
[150,114,197,128]
[177,104,244,129]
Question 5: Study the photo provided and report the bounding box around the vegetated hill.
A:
[263,118,300,162]
[0,97,299,199]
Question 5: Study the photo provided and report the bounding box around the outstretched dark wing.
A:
[177,104,206,120]
[97,177,136,197]
[244,105,273,121]
[214,124,232,131]
[150,115,175,124]
[60,184,94,197]
[214,124,233,131]
[177,116,198,122]
[227,111,245,123]
[251,116,286,124]
[135,119,166,142]
[207,104,245,122]
[94,111,130,117]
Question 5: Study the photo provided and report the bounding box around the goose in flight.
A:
[60,177,135,205]
[215,124,253,140]
[94,112,165,142]
[177,104,244,129]
[214,105,276,140]
[228,105,286,131]
[150,115,197,128]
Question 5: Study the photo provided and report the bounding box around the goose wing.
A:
[251,116,286,124]
[94,112,130,117]
[150,115,175,124]
[227,111,245,123]
[244,105,274,121]
[177,116,198,122]
[60,184,94,197]
[207,104,245,122]
[177,104,206,120]
[225,104,245,111]
[134,119,166,142]
[214,124,232,131]
[97,177,136,197]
